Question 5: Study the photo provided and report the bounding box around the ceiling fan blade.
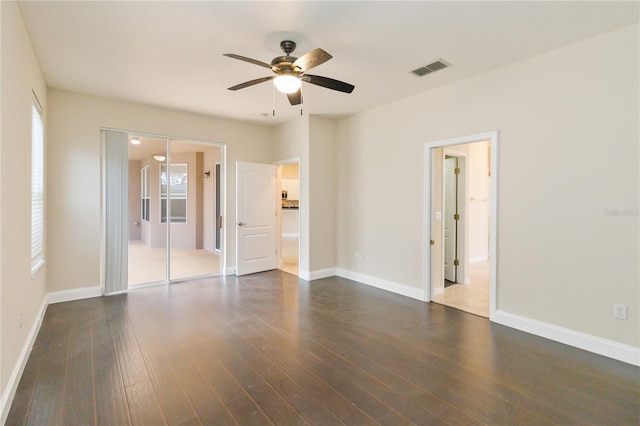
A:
[223,53,272,69]
[293,48,332,72]
[302,74,355,94]
[287,90,303,106]
[228,76,274,91]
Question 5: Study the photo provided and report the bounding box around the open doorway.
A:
[126,134,223,286]
[276,160,300,276]
[425,132,497,319]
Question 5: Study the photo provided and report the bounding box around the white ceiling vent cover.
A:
[412,59,451,77]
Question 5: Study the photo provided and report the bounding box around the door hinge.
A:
[454,167,460,175]
[430,240,435,246]
[453,259,459,266]
[218,216,223,228]
[454,213,460,220]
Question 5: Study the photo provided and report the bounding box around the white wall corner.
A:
[493,310,640,366]
[335,268,426,301]
[47,285,102,304]
[1,296,48,425]
[308,268,337,281]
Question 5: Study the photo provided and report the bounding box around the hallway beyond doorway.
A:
[432,260,489,317]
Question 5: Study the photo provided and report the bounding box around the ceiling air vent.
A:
[412,59,451,77]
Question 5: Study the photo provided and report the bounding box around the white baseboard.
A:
[298,269,311,281]
[282,233,299,239]
[335,268,425,301]
[470,255,489,263]
[493,310,640,366]
[224,266,237,276]
[1,296,48,425]
[308,268,336,281]
[47,285,102,304]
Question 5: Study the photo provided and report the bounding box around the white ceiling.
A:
[18,1,639,126]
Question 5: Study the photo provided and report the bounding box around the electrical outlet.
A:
[614,304,627,320]
[19,311,24,328]
[354,252,359,260]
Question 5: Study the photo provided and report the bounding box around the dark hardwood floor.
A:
[6,270,640,425]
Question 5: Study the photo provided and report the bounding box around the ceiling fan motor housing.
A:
[271,56,300,74]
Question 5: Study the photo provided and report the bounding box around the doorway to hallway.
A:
[277,160,300,277]
[424,132,497,319]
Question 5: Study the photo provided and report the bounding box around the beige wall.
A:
[272,117,310,274]
[281,163,299,179]
[272,116,338,275]
[47,90,272,291]
[0,0,48,406]
[309,116,337,272]
[337,24,639,347]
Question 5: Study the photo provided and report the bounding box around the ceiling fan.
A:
[224,40,355,106]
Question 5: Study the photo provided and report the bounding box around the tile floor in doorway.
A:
[128,240,220,285]
[432,260,490,317]
[279,237,299,276]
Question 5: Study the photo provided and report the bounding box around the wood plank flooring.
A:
[6,270,640,425]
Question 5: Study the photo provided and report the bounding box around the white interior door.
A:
[236,161,277,276]
[444,156,457,282]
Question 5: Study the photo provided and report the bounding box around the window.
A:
[31,98,45,276]
[141,166,149,221]
[160,163,187,224]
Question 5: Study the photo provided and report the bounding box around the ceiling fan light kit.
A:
[273,75,301,94]
[224,40,354,107]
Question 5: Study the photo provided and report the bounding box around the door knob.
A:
[238,222,247,226]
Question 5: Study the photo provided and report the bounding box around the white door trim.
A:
[423,131,498,321]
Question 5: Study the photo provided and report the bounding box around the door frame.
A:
[423,131,498,320]
[442,149,468,286]
[100,127,227,291]
[274,157,301,276]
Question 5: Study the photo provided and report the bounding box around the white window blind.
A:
[103,130,129,294]
[31,99,45,276]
